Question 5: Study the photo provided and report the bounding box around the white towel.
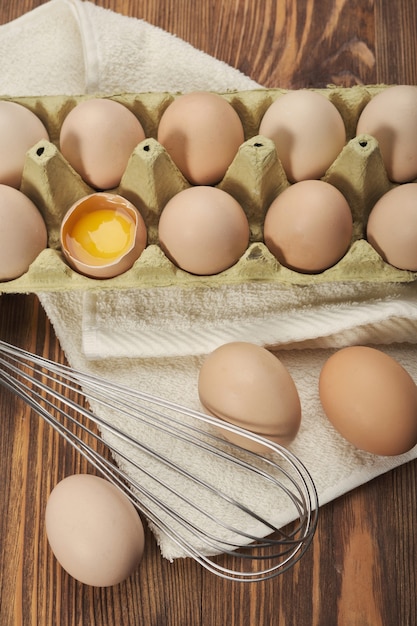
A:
[0,0,259,96]
[2,0,417,562]
[82,281,417,359]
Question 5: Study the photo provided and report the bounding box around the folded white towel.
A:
[0,0,259,96]
[82,281,417,359]
[38,288,417,561]
[2,0,417,562]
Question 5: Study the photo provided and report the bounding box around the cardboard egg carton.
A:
[1,85,416,294]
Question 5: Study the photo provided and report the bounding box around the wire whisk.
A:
[0,339,318,582]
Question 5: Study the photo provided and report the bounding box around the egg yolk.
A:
[66,208,134,266]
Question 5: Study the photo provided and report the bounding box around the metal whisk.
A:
[0,339,318,582]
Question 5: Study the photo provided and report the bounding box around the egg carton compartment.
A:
[1,86,416,294]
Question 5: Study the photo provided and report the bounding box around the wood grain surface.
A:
[0,1,417,625]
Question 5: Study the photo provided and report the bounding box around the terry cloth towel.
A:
[2,0,417,562]
[81,282,417,359]
[0,0,259,96]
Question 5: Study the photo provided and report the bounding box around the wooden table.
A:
[1,1,416,624]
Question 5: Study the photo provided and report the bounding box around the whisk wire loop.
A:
[0,340,318,581]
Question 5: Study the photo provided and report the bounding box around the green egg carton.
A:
[1,86,416,294]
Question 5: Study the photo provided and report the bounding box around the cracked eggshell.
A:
[60,192,147,279]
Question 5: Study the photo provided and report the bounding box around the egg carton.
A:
[1,85,416,294]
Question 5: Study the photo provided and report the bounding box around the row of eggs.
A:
[198,341,417,458]
[2,85,417,191]
[2,84,417,282]
[2,177,417,282]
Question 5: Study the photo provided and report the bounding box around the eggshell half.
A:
[60,192,147,279]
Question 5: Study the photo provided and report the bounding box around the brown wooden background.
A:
[0,1,417,624]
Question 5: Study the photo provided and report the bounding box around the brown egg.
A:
[59,98,146,189]
[45,474,145,587]
[356,85,417,183]
[158,186,250,275]
[0,100,49,188]
[366,183,417,271]
[259,90,346,182]
[60,192,147,279]
[157,91,245,185]
[263,180,353,273]
[319,346,417,456]
[198,342,301,452]
[0,184,47,280]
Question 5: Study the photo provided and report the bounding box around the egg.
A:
[366,183,417,271]
[263,180,353,273]
[45,474,145,587]
[0,100,49,188]
[60,192,147,279]
[258,90,346,182]
[198,342,301,452]
[0,184,47,280]
[356,85,417,183]
[59,98,146,189]
[319,346,417,456]
[158,186,250,275]
[157,91,245,185]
